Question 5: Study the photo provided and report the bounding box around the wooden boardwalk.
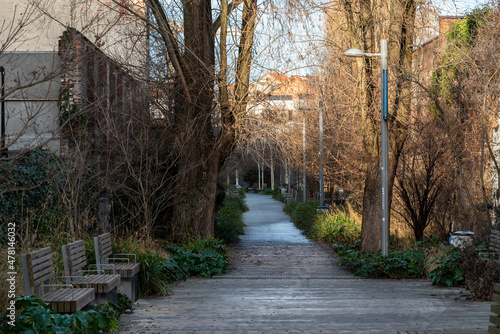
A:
[118,193,491,333]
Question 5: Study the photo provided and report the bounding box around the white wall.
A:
[0,52,61,152]
[0,0,147,71]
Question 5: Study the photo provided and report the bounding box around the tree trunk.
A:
[146,0,257,240]
[170,0,217,240]
[171,144,219,240]
[361,159,383,252]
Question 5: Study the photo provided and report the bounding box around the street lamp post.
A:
[318,101,324,206]
[302,116,306,202]
[299,102,325,206]
[287,119,306,202]
[344,40,389,256]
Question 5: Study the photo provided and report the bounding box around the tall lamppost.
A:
[344,40,389,256]
[299,102,324,206]
[287,118,306,202]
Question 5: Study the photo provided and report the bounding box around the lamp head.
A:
[343,48,366,58]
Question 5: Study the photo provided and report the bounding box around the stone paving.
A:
[118,193,491,333]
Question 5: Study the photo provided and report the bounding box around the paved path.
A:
[118,193,491,333]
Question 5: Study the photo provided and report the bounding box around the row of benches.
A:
[21,233,140,313]
[282,189,298,204]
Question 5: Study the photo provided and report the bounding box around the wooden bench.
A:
[284,189,297,204]
[491,230,500,256]
[94,233,141,302]
[489,283,500,333]
[62,240,120,304]
[21,247,95,313]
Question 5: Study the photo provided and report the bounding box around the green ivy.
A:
[0,150,63,238]
[0,149,97,243]
[432,7,491,109]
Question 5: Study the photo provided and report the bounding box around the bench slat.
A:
[67,240,85,250]
[31,252,52,267]
[31,261,54,285]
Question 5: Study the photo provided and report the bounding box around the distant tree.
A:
[393,117,452,241]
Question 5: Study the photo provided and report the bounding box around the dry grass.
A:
[423,245,449,274]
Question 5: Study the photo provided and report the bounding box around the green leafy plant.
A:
[116,293,133,313]
[165,239,228,278]
[0,150,63,238]
[283,200,300,215]
[273,192,284,202]
[336,247,427,279]
[3,296,121,333]
[261,188,274,195]
[285,201,319,234]
[214,194,247,243]
[214,216,243,243]
[428,248,465,287]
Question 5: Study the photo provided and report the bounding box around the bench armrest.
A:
[88,263,116,274]
[107,257,130,265]
[113,253,137,262]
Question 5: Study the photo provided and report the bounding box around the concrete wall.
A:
[0,52,61,152]
[0,0,147,71]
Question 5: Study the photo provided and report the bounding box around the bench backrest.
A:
[62,240,87,276]
[21,247,54,297]
[94,233,113,270]
[492,230,500,252]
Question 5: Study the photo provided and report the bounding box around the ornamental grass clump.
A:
[308,211,360,245]
[287,201,319,233]
[214,193,248,243]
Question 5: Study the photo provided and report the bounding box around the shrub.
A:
[336,246,427,279]
[236,187,246,198]
[284,200,299,215]
[165,239,228,278]
[137,251,171,296]
[288,201,319,233]
[224,194,249,213]
[309,211,360,245]
[215,216,243,243]
[460,248,500,300]
[0,150,64,239]
[428,247,464,287]
[273,193,284,202]
[3,296,121,333]
[261,188,274,195]
[214,194,247,243]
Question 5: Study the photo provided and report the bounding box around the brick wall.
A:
[58,27,148,192]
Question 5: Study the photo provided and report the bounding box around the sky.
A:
[253,0,494,78]
[440,0,490,15]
